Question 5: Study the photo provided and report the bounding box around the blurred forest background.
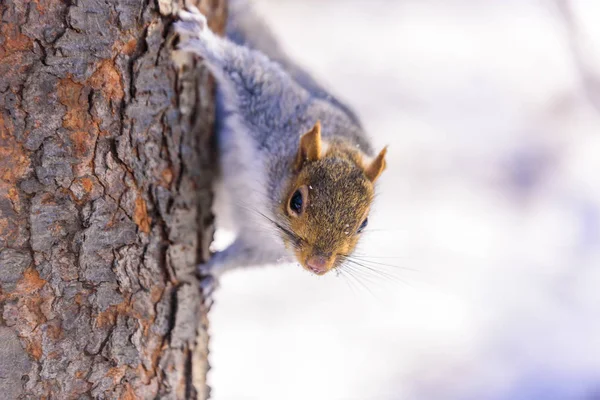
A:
[208,1,600,399]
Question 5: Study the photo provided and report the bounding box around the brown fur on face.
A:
[279,121,387,275]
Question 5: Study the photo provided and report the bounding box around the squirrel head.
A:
[278,121,387,275]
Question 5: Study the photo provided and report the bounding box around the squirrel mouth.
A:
[306,265,327,275]
[304,255,334,275]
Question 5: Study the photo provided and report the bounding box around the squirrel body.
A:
[174,3,387,277]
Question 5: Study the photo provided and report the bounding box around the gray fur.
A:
[225,0,364,128]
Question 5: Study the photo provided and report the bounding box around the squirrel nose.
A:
[306,255,330,275]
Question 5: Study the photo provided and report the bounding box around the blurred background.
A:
[207,1,600,399]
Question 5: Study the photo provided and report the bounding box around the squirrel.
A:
[173,2,387,280]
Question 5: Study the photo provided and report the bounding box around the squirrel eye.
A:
[357,217,368,234]
[287,185,308,217]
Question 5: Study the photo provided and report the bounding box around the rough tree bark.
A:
[0,0,225,398]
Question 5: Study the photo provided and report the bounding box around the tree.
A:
[0,0,225,398]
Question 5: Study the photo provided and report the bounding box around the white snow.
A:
[208,1,600,399]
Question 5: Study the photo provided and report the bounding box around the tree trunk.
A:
[0,0,225,399]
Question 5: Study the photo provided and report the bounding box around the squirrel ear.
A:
[364,146,388,182]
[295,120,322,170]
